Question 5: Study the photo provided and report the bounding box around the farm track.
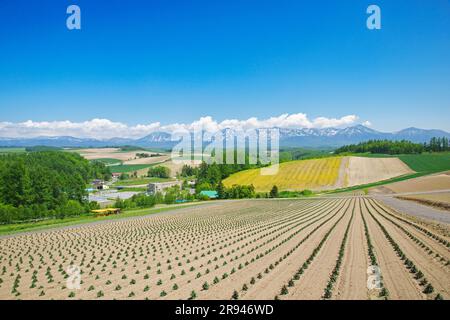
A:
[0,197,448,300]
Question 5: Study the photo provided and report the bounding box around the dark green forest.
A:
[0,151,111,223]
[335,137,450,155]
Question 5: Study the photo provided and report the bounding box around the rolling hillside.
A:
[223,156,414,192]
[398,153,450,173]
[223,157,343,192]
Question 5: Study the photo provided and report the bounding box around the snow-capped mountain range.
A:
[0,125,449,149]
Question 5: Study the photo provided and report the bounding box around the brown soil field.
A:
[161,159,202,176]
[122,155,170,165]
[344,157,414,187]
[74,148,166,162]
[397,193,450,211]
[378,173,450,194]
[0,197,448,300]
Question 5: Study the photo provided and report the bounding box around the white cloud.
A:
[0,113,363,139]
[362,120,372,127]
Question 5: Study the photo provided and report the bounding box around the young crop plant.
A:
[359,200,388,299]
[363,200,443,299]
[322,208,354,299]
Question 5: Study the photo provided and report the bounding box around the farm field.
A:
[396,193,450,211]
[92,158,123,165]
[71,147,185,176]
[73,148,168,165]
[344,157,414,187]
[223,156,414,192]
[106,164,155,173]
[399,193,450,205]
[0,147,26,154]
[398,153,450,173]
[113,177,174,186]
[374,173,450,195]
[224,157,343,192]
[0,197,448,300]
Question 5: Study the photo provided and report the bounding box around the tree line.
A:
[0,151,111,224]
[335,137,450,155]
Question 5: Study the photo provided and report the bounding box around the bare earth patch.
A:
[1,197,448,300]
[381,174,450,194]
[344,157,414,187]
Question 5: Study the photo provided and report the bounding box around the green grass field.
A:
[118,187,148,192]
[398,153,450,173]
[90,158,123,165]
[0,147,26,154]
[114,177,173,186]
[108,164,152,173]
[353,152,450,173]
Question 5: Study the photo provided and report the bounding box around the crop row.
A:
[363,201,443,300]
[273,201,351,299]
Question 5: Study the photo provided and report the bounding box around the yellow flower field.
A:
[223,157,342,192]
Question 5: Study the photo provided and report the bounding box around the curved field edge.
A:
[223,157,343,192]
[222,155,447,193]
[0,203,207,237]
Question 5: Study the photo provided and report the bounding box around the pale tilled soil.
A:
[397,193,450,211]
[365,200,450,297]
[344,157,414,187]
[0,197,448,300]
[333,199,369,300]
[75,148,166,162]
[122,155,170,165]
[376,196,450,225]
[381,174,450,194]
[361,201,425,300]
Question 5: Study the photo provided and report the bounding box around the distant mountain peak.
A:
[0,126,449,148]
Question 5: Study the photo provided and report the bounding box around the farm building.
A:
[92,179,109,190]
[147,180,183,194]
[199,190,218,199]
[111,172,121,180]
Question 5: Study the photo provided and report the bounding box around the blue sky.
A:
[0,0,449,137]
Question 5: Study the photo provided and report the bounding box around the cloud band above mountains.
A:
[0,113,363,139]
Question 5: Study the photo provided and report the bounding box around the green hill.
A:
[398,153,450,173]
